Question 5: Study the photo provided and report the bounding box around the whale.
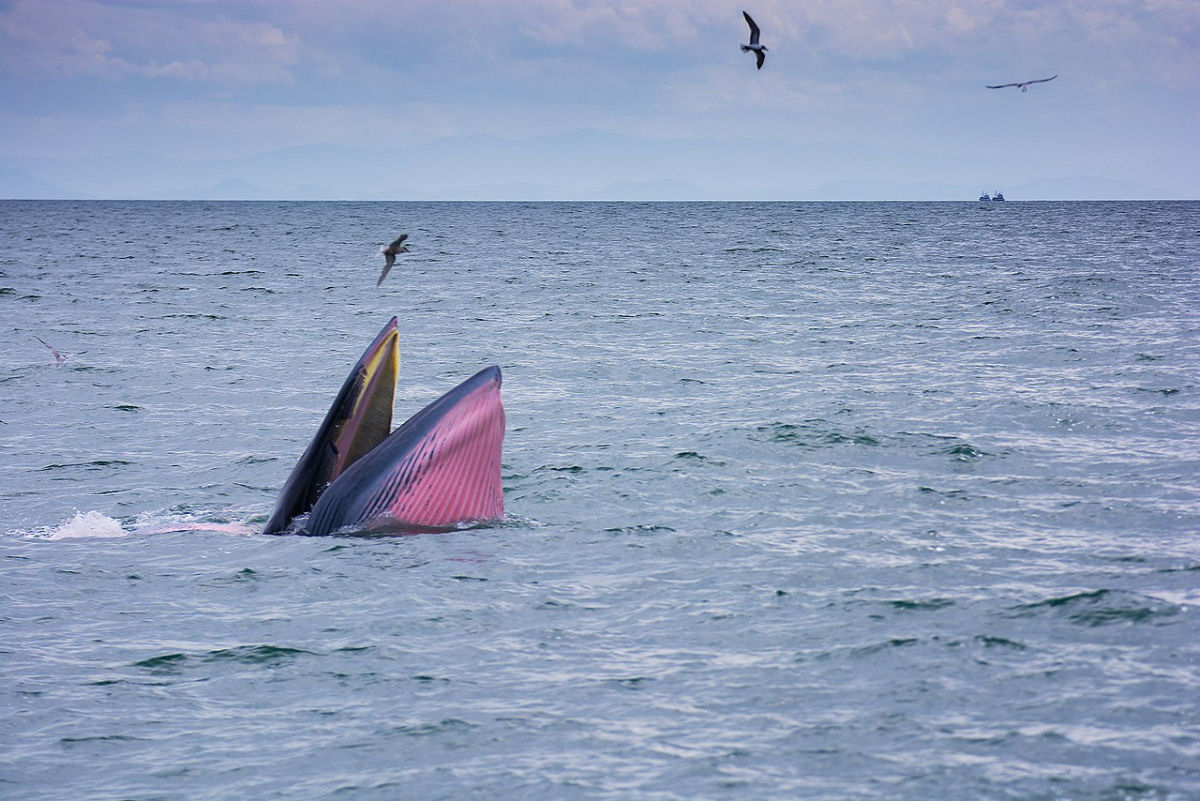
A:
[263,317,505,536]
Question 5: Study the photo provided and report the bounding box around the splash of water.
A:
[22,510,260,540]
[36,510,129,540]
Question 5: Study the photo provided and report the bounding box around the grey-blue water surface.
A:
[2,200,1198,800]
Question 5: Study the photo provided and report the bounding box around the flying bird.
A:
[35,335,67,367]
[741,11,767,70]
[377,234,410,286]
[987,74,1057,92]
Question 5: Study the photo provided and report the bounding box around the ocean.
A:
[2,199,1198,800]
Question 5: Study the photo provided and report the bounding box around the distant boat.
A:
[979,192,991,201]
[977,191,1006,202]
[993,191,1005,201]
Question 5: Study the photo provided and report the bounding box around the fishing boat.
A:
[979,192,991,201]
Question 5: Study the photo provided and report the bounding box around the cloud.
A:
[513,1,713,51]
[0,0,1195,194]
[6,0,1195,90]
[0,0,301,83]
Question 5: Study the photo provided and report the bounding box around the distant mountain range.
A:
[0,131,1187,201]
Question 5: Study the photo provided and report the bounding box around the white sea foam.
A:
[23,510,259,540]
[125,509,259,536]
[38,510,129,540]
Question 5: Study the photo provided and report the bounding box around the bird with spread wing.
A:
[987,74,1057,92]
[377,234,410,286]
[741,11,767,70]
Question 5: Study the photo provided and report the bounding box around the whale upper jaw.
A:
[263,317,400,535]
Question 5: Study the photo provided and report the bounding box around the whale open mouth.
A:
[263,317,504,536]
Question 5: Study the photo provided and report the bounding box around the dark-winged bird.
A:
[987,74,1057,92]
[377,234,410,286]
[741,11,767,70]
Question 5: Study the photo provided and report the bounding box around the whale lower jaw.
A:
[302,365,505,536]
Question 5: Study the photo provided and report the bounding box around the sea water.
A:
[2,200,1198,799]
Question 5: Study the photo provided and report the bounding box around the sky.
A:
[0,0,1197,198]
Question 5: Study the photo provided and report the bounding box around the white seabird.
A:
[35,335,67,367]
[741,11,767,70]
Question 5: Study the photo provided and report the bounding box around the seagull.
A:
[741,11,767,70]
[377,234,410,286]
[987,74,1057,92]
[35,335,67,367]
